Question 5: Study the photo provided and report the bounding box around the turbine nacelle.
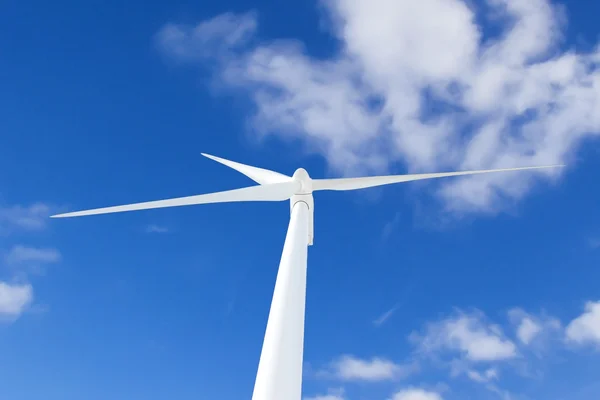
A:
[291,167,315,245]
[292,168,313,195]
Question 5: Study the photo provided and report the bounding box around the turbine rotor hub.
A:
[292,168,312,194]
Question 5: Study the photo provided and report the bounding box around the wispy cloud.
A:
[588,238,600,249]
[3,245,61,277]
[466,367,499,383]
[4,245,61,266]
[0,203,53,233]
[373,304,399,327]
[508,308,562,347]
[145,224,170,234]
[156,12,257,63]
[156,0,599,214]
[382,213,402,241]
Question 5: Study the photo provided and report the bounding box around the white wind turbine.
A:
[51,154,562,400]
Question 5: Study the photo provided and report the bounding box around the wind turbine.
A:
[51,154,562,400]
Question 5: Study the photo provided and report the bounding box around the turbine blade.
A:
[51,181,300,218]
[312,165,565,191]
[201,153,291,185]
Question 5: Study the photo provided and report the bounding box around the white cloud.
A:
[0,203,52,232]
[308,303,600,399]
[466,367,499,383]
[0,282,33,317]
[412,311,517,362]
[0,202,60,322]
[305,394,344,400]
[508,308,561,346]
[565,301,600,346]
[305,388,345,400]
[5,245,61,266]
[156,0,600,213]
[323,355,412,382]
[516,317,541,345]
[391,388,442,400]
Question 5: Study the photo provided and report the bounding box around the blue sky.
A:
[1,0,600,399]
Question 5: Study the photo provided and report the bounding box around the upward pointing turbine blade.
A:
[311,165,565,191]
[201,153,291,185]
[51,181,300,218]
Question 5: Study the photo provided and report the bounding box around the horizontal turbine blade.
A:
[312,165,565,191]
[51,181,300,218]
[201,153,291,185]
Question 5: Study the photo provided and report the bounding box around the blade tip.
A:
[51,211,85,218]
[542,164,566,169]
[50,213,69,218]
[522,164,565,170]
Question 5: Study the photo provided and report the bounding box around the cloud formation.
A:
[466,367,498,384]
[391,388,442,400]
[0,282,33,317]
[305,394,344,400]
[508,307,562,346]
[0,202,59,321]
[0,203,53,232]
[4,245,61,266]
[516,316,541,345]
[412,311,517,362]
[305,388,346,400]
[566,301,600,346]
[157,0,600,213]
[321,354,413,382]
[311,302,600,399]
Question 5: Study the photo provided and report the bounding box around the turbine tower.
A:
[51,154,562,400]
